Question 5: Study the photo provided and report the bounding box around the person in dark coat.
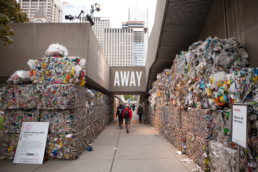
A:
[116,104,124,129]
[132,104,135,111]
[137,104,144,123]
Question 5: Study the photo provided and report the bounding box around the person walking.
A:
[123,105,132,133]
[116,104,124,129]
[132,104,135,111]
[137,104,144,123]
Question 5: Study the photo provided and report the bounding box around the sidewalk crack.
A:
[110,128,121,172]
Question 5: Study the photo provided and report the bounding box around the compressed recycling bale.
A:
[209,141,237,172]
[160,122,174,143]
[169,107,181,128]
[46,130,86,160]
[92,107,100,122]
[3,133,19,160]
[39,108,86,134]
[159,122,168,137]
[181,108,214,139]
[85,110,94,127]
[45,118,107,160]
[213,110,234,147]
[1,84,87,110]
[184,132,210,169]
[148,38,257,112]
[28,57,86,86]
[4,110,39,134]
[152,109,162,131]
[99,105,110,124]
[161,106,170,123]
[173,128,185,150]
[192,137,209,169]
[185,132,195,159]
[0,87,2,107]
[163,123,174,144]
[19,84,39,109]
[45,112,108,160]
[147,37,258,171]
[37,84,86,109]
[1,85,19,109]
[84,120,105,144]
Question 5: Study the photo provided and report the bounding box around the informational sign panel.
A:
[14,122,49,164]
[232,104,248,148]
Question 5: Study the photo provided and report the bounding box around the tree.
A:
[0,0,29,46]
[124,95,137,101]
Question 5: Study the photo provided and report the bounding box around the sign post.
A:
[232,104,248,172]
[14,122,49,164]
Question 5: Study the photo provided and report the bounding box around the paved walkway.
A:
[0,112,200,172]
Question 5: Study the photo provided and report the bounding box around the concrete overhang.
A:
[145,0,213,93]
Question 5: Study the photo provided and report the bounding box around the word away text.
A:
[114,71,142,87]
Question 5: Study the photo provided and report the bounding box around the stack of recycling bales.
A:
[1,85,40,159]
[39,84,88,160]
[2,86,113,160]
[147,37,257,171]
[1,44,114,160]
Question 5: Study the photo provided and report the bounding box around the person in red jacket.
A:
[123,105,132,133]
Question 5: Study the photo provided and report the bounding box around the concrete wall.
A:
[87,27,110,92]
[0,23,110,92]
[109,66,146,94]
[199,0,258,67]
[0,23,89,77]
[145,0,167,88]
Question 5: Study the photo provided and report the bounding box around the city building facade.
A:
[18,0,63,23]
[33,6,49,23]
[92,17,111,49]
[133,29,146,66]
[122,21,146,66]
[104,28,134,66]
[128,8,149,31]
[79,9,148,67]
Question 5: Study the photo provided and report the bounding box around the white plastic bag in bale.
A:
[6,70,31,84]
[45,43,68,57]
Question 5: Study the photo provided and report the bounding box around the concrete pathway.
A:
[0,112,200,172]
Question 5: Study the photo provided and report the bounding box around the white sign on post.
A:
[232,104,248,148]
[14,122,49,164]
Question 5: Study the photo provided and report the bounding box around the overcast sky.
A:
[60,0,157,32]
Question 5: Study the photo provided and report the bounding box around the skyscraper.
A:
[104,28,134,66]
[133,29,146,66]
[122,21,146,66]
[82,8,148,67]
[126,8,148,66]
[92,17,111,50]
[18,0,63,23]
[128,8,148,28]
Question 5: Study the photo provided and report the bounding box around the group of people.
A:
[116,104,144,133]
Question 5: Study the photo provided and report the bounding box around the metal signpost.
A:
[232,104,248,172]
